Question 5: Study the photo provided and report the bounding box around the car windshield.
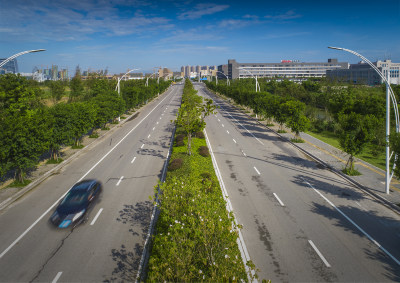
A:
[60,190,88,207]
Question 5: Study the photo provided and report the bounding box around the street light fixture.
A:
[0,49,46,69]
[115,68,140,121]
[215,71,230,86]
[237,67,260,92]
[328,46,399,194]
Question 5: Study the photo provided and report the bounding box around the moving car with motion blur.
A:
[50,179,102,228]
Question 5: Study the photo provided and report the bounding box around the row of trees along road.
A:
[206,78,400,176]
[0,71,170,184]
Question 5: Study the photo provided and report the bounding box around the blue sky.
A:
[1,0,399,74]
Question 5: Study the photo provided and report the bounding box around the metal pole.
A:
[0,49,45,69]
[386,70,390,194]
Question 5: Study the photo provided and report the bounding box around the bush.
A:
[175,140,185,147]
[175,134,186,147]
[168,158,183,171]
[195,131,205,139]
[198,146,210,157]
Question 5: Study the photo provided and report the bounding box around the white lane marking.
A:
[227,130,229,134]
[233,139,237,143]
[254,167,261,175]
[309,240,331,268]
[52,272,62,283]
[160,117,162,120]
[303,179,400,266]
[0,89,176,260]
[116,176,124,186]
[273,193,285,206]
[156,122,159,125]
[147,134,151,138]
[131,156,137,164]
[141,144,145,149]
[241,150,247,157]
[218,119,220,122]
[0,197,12,208]
[215,103,264,145]
[204,129,256,281]
[90,208,103,225]
[222,124,224,127]
[356,201,365,211]
[152,127,155,131]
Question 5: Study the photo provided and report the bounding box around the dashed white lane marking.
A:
[148,134,151,138]
[356,201,365,211]
[273,193,285,206]
[156,121,159,125]
[90,208,103,225]
[116,176,124,186]
[141,144,145,149]
[254,167,260,175]
[218,119,220,122]
[152,127,155,131]
[160,117,162,120]
[222,124,224,127]
[131,157,136,164]
[52,272,62,283]
[303,178,400,266]
[233,138,237,143]
[227,130,229,134]
[309,240,331,268]
[241,150,247,157]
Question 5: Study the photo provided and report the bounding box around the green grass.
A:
[46,158,63,164]
[71,144,84,149]
[8,179,32,188]
[306,130,386,170]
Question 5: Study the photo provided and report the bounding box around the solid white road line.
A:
[254,167,261,175]
[116,176,124,186]
[204,129,257,282]
[0,88,176,260]
[309,240,331,268]
[304,179,400,266]
[52,272,62,283]
[273,193,285,206]
[90,208,103,225]
[233,139,237,143]
[141,144,145,149]
[131,156,137,164]
[0,197,12,209]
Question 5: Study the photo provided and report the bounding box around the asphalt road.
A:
[196,83,400,282]
[0,84,182,282]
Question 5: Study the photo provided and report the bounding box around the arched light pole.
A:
[237,67,260,92]
[115,68,139,121]
[0,49,46,70]
[146,73,157,87]
[328,46,399,194]
[215,71,230,86]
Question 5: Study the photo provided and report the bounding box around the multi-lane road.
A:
[196,83,400,282]
[0,84,182,282]
[1,83,400,282]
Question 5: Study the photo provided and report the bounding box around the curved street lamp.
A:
[0,49,46,70]
[237,67,260,92]
[146,72,157,87]
[215,71,230,86]
[328,46,399,194]
[115,68,140,121]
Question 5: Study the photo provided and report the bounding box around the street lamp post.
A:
[115,68,140,121]
[215,71,230,86]
[237,67,260,92]
[328,46,399,194]
[0,49,46,70]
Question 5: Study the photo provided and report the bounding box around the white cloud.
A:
[264,10,302,20]
[178,3,229,20]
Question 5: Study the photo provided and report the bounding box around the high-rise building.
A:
[51,65,59,80]
[0,58,18,74]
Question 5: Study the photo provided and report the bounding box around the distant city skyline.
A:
[1,0,399,74]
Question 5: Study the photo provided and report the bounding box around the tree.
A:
[337,112,375,174]
[69,66,84,102]
[49,81,65,104]
[281,100,310,139]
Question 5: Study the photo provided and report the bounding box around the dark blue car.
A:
[50,179,102,228]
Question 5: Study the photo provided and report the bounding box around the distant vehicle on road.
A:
[50,179,102,228]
